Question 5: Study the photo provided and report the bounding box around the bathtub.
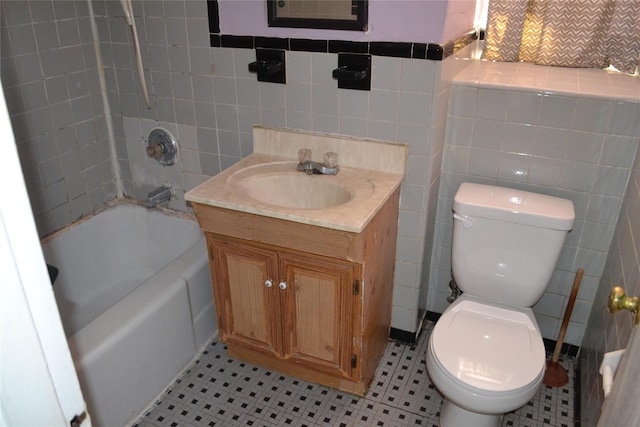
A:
[42,202,217,427]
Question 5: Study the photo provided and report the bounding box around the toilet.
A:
[426,182,575,427]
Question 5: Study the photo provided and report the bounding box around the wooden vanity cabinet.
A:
[192,188,399,395]
[210,236,358,380]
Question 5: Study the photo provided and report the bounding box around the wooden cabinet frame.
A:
[210,235,358,380]
[193,188,399,395]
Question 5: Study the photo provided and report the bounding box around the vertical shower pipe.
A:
[87,0,123,198]
[120,0,151,109]
[87,0,151,199]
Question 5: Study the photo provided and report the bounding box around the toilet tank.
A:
[452,183,575,307]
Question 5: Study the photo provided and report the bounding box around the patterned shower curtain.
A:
[483,0,640,74]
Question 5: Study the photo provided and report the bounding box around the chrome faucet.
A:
[146,185,173,208]
[296,149,339,175]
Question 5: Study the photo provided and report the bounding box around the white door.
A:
[0,86,91,426]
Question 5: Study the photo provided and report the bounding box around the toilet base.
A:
[440,399,503,427]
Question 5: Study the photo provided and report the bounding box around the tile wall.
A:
[0,0,115,236]
[1,0,477,335]
[93,0,476,334]
[430,60,640,346]
[580,145,640,425]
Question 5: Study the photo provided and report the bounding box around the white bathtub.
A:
[42,202,217,427]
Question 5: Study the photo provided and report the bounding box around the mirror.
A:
[267,0,368,31]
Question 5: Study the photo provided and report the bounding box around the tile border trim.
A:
[389,327,418,344]
[207,0,220,34]
[209,31,478,60]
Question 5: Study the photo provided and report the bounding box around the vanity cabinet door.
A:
[209,236,282,358]
[278,251,359,380]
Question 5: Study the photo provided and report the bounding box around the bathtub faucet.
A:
[146,185,173,208]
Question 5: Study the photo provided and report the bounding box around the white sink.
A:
[227,161,374,211]
[240,174,352,209]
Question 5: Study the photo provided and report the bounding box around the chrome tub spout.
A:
[146,185,172,208]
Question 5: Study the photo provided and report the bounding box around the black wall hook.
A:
[249,60,282,75]
[333,53,371,91]
[248,49,286,84]
[332,67,367,81]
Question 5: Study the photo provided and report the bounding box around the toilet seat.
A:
[430,298,545,393]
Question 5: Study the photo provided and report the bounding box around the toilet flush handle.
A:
[453,213,475,229]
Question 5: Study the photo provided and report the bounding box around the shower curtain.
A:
[483,0,640,74]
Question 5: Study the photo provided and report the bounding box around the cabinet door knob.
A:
[265,279,273,288]
[278,281,287,290]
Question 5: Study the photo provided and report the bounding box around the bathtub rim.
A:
[40,197,197,245]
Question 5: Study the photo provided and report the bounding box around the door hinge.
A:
[351,354,358,368]
[352,279,359,295]
[70,411,87,427]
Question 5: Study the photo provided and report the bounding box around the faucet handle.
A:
[323,152,338,168]
[298,148,312,163]
[146,142,165,159]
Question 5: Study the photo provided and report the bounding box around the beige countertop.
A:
[185,153,404,233]
[186,127,406,233]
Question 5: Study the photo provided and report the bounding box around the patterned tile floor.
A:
[134,322,576,427]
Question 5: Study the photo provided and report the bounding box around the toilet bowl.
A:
[426,297,545,426]
[427,183,575,427]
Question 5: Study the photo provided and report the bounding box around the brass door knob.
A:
[608,286,640,325]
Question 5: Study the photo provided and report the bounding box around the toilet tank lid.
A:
[454,183,575,230]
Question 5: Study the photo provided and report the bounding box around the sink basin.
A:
[240,174,353,209]
[226,161,374,211]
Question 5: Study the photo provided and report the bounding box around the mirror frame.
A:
[267,0,368,31]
